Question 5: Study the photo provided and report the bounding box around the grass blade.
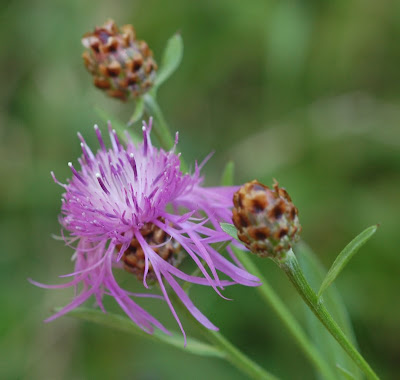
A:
[318,225,378,298]
[61,307,225,358]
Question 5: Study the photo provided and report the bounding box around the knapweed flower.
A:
[31,119,259,340]
[82,19,157,100]
[232,180,301,260]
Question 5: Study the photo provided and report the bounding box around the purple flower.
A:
[31,119,259,340]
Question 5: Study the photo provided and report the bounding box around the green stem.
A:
[143,93,175,150]
[278,250,380,380]
[171,294,278,380]
[236,250,338,380]
[143,93,188,173]
[198,326,279,380]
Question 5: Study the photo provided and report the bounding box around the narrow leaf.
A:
[318,225,378,297]
[220,223,240,242]
[336,365,357,380]
[61,307,225,358]
[127,97,144,126]
[220,161,235,186]
[154,33,183,88]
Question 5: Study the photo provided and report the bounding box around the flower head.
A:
[82,19,157,100]
[232,180,301,260]
[31,120,259,340]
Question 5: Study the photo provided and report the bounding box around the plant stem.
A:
[143,93,175,150]
[198,326,279,380]
[171,294,278,380]
[278,249,380,380]
[143,93,188,173]
[235,249,338,380]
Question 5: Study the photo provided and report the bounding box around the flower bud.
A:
[82,19,157,101]
[232,180,301,259]
[118,221,182,281]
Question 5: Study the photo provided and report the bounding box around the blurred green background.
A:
[1,0,400,379]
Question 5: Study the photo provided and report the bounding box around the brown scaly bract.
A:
[232,180,301,260]
[82,19,157,101]
[118,220,182,282]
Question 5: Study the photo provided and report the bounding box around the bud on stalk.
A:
[82,19,157,101]
[232,180,301,260]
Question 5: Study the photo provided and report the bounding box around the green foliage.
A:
[296,243,361,379]
[318,225,378,298]
[336,365,357,380]
[220,223,239,241]
[63,307,225,359]
[220,161,235,186]
[154,33,183,91]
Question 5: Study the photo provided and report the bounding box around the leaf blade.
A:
[318,225,378,297]
[220,161,235,186]
[154,33,183,89]
[61,307,225,358]
[220,223,240,242]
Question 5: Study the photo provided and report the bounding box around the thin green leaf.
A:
[127,97,144,126]
[318,225,378,298]
[336,365,357,380]
[60,307,225,358]
[296,242,360,379]
[220,161,235,186]
[154,33,183,89]
[220,223,240,242]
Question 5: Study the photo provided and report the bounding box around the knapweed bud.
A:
[82,19,157,101]
[232,180,301,259]
[118,221,183,282]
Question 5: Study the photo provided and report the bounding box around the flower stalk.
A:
[171,293,279,380]
[198,327,278,380]
[143,93,175,150]
[277,249,380,380]
[234,248,337,380]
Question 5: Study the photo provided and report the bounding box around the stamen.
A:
[98,164,108,184]
[68,162,87,185]
[108,122,118,152]
[94,124,106,152]
[142,125,148,156]
[148,186,159,200]
[112,129,123,152]
[128,153,138,180]
[96,173,110,194]
[50,171,66,187]
[152,171,164,186]
[78,132,95,159]
[80,143,93,168]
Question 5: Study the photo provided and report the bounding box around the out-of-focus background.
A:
[1,0,400,379]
